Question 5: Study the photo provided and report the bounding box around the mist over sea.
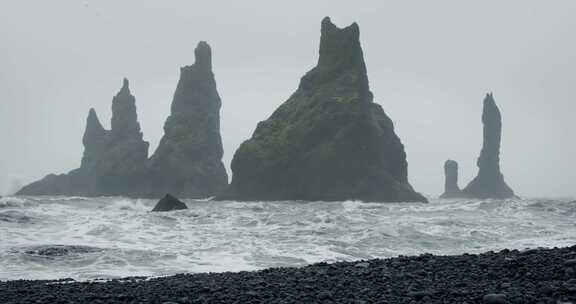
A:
[1,196,575,281]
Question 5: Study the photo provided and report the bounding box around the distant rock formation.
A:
[440,160,462,198]
[151,194,188,212]
[462,93,515,199]
[18,79,150,196]
[146,42,228,198]
[217,17,426,202]
[16,173,72,196]
[18,42,229,199]
[91,78,150,196]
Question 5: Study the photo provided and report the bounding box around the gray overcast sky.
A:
[1,0,575,198]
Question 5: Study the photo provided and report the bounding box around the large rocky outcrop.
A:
[440,160,462,198]
[146,42,228,198]
[17,79,150,196]
[217,17,426,202]
[462,93,515,199]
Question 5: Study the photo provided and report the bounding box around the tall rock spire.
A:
[217,17,426,202]
[194,41,212,71]
[298,17,371,102]
[80,108,109,170]
[440,160,462,198]
[18,79,149,197]
[83,108,106,147]
[106,78,149,169]
[111,78,143,141]
[147,41,228,198]
[463,93,515,199]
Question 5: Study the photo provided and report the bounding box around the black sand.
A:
[2,246,576,303]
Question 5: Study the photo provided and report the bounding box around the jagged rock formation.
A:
[18,43,228,199]
[17,79,150,196]
[151,194,188,212]
[440,160,462,198]
[89,78,150,196]
[146,41,228,198]
[462,93,515,199]
[217,17,426,202]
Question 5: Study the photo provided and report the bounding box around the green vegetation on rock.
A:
[218,17,427,202]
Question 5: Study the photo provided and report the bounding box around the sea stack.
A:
[462,93,515,199]
[95,78,150,196]
[81,108,109,170]
[217,17,426,202]
[147,41,228,198]
[440,160,462,198]
[17,79,150,196]
[151,194,188,212]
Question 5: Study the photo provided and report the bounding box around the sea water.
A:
[0,196,575,281]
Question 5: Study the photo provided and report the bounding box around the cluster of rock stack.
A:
[441,93,516,199]
[17,78,150,197]
[17,18,428,203]
[18,42,227,199]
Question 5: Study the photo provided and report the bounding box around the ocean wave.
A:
[110,199,151,211]
[0,210,35,223]
[0,196,34,209]
[1,196,576,281]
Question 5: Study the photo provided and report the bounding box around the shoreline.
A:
[2,246,576,303]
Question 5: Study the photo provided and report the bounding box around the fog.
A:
[1,0,574,197]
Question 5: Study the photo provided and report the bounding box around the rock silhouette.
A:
[18,42,229,198]
[462,93,515,199]
[18,79,150,196]
[440,160,462,198]
[81,108,109,170]
[151,194,188,212]
[93,78,150,196]
[218,17,426,202]
[147,41,228,198]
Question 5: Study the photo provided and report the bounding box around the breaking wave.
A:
[0,196,575,281]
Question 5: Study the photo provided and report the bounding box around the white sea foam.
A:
[0,196,575,281]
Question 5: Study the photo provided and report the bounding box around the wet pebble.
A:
[2,246,576,304]
[483,293,508,304]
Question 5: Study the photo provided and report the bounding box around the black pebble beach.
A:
[2,246,576,304]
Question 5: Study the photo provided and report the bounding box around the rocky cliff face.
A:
[462,93,515,199]
[440,160,462,198]
[147,41,228,198]
[18,79,150,196]
[218,17,426,202]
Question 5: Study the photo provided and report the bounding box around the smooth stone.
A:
[483,293,508,304]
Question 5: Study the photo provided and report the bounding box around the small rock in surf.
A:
[152,194,188,212]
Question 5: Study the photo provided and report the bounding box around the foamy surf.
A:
[0,196,575,281]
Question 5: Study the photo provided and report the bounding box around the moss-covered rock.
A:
[217,17,426,202]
